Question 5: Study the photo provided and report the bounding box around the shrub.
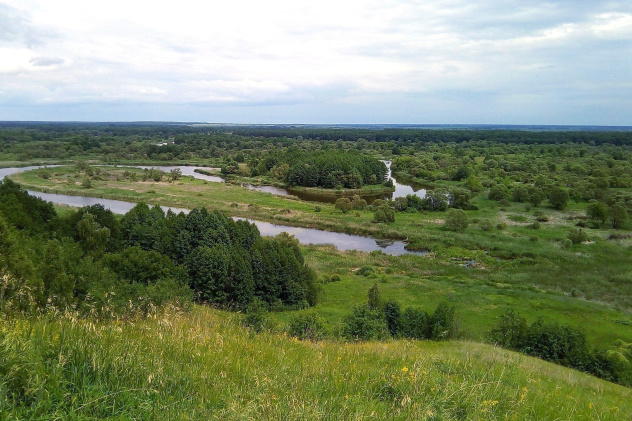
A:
[373,205,395,223]
[288,312,326,340]
[243,298,269,333]
[429,302,457,340]
[488,185,509,201]
[528,222,541,230]
[479,219,494,231]
[549,187,569,210]
[586,201,608,224]
[488,310,632,386]
[512,186,530,203]
[335,198,353,214]
[610,204,629,229]
[356,266,375,276]
[568,228,588,244]
[351,195,367,210]
[444,209,468,232]
[489,309,527,349]
[400,307,430,339]
[367,283,382,310]
[342,305,389,341]
[383,300,402,337]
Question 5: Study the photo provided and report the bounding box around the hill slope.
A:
[1,307,630,420]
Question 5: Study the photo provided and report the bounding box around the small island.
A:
[218,149,394,199]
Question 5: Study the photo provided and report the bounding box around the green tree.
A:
[444,209,468,232]
[609,204,629,229]
[367,283,382,310]
[586,201,608,224]
[335,198,353,214]
[383,300,402,337]
[488,184,509,201]
[512,186,530,203]
[76,213,110,256]
[373,204,395,223]
[549,187,569,210]
[342,305,389,341]
[287,312,326,340]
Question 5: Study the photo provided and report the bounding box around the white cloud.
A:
[0,0,631,124]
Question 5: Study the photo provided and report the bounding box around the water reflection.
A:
[25,190,422,256]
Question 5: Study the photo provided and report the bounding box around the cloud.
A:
[29,56,63,66]
[0,0,631,124]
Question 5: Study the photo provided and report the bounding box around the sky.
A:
[1,0,631,125]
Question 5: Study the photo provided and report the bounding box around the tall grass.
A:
[1,307,630,420]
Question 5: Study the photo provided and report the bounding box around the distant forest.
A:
[1,122,632,164]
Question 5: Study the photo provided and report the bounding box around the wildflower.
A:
[401,366,409,374]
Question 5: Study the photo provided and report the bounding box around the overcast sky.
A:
[1,0,631,125]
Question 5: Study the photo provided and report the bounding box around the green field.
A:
[2,306,630,420]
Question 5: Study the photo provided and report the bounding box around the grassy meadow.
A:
[1,306,630,420]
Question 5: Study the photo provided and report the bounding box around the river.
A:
[2,165,423,256]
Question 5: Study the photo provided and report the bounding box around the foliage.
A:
[609,204,629,229]
[335,197,353,214]
[367,283,382,310]
[586,201,608,224]
[287,312,326,340]
[283,150,387,189]
[549,187,569,210]
[356,266,375,277]
[443,209,468,232]
[567,228,589,245]
[489,309,632,387]
[383,300,402,337]
[373,204,395,223]
[243,297,269,333]
[342,304,389,341]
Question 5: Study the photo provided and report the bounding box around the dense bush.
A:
[373,205,395,223]
[489,310,632,386]
[287,312,326,340]
[443,209,468,232]
[567,228,589,244]
[342,305,389,341]
[282,150,387,189]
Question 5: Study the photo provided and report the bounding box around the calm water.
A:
[125,163,426,204]
[4,165,425,255]
[133,165,225,183]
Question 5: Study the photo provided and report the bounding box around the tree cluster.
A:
[490,310,632,387]
[0,180,318,317]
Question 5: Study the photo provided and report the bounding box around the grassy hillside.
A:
[1,307,630,420]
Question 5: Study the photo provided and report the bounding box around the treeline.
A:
[0,179,317,316]
[3,123,632,164]
[490,310,632,387]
